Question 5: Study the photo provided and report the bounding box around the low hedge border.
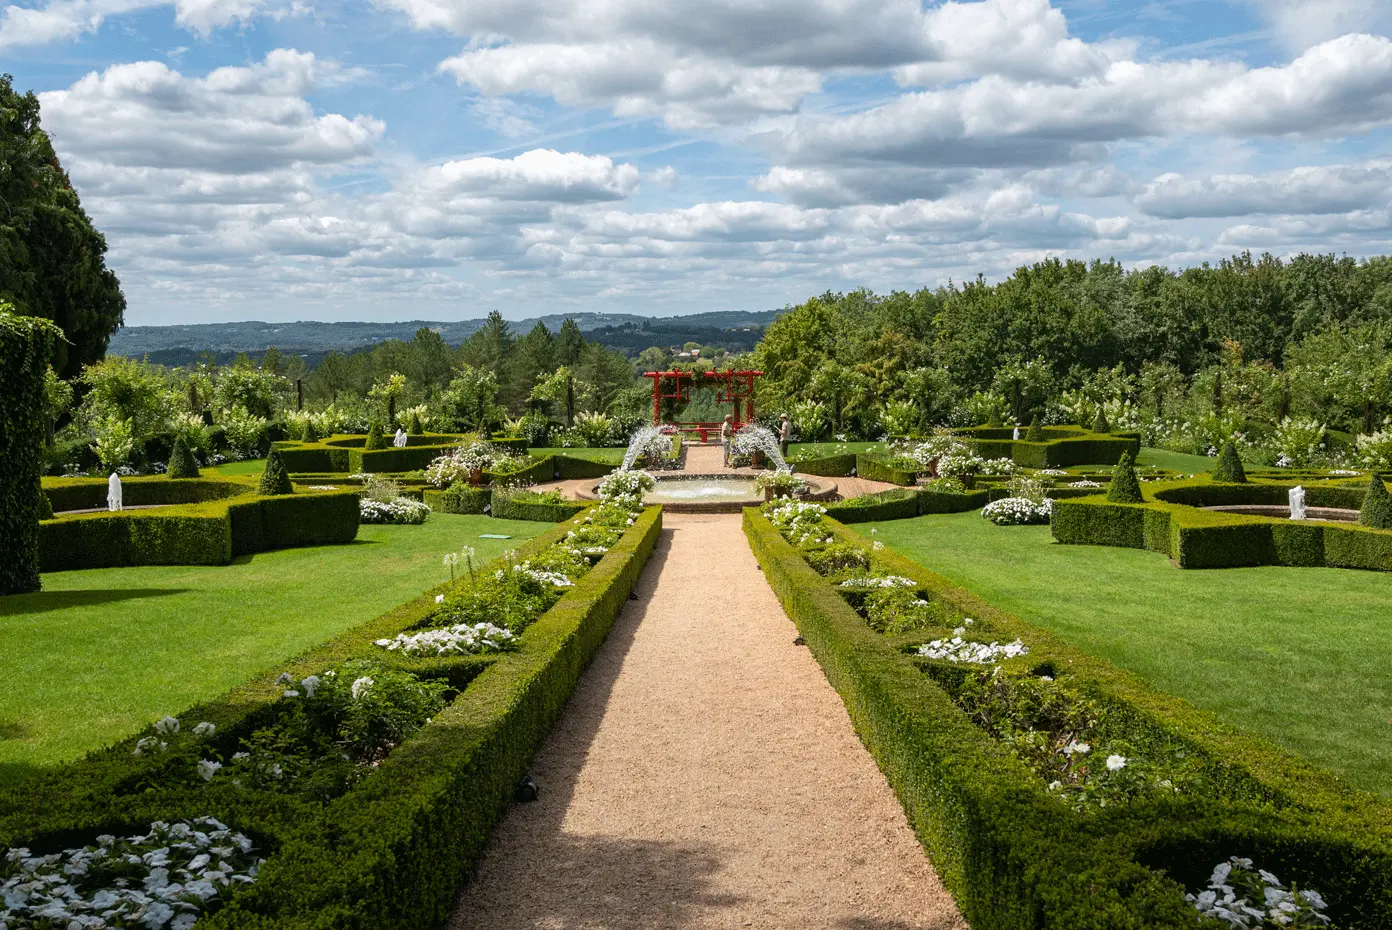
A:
[37,479,360,571]
[424,485,491,515]
[743,508,1392,929]
[489,490,590,522]
[273,434,469,475]
[1,507,662,930]
[1053,477,1392,571]
[43,475,251,513]
[790,452,857,477]
[828,488,991,523]
[854,453,917,486]
[552,453,618,481]
[957,425,1142,468]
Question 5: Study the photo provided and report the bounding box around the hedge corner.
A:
[0,308,62,596]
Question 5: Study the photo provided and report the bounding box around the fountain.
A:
[732,423,787,470]
[620,425,672,472]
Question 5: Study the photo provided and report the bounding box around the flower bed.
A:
[981,496,1053,525]
[1,504,662,930]
[743,503,1392,929]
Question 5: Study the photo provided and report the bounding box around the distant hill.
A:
[109,310,782,365]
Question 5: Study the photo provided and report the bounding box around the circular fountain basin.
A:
[1203,504,1360,523]
[580,474,837,513]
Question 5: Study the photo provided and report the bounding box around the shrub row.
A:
[1052,478,1392,570]
[854,453,918,486]
[1,507,662,930]
[423,485,491,515]
[489,490,589,523]
[274,434,470,475]
[828,487,990,523]
[43,475,250,513]
[789,452,857,477]
[487,454,553,487]
[956,425,1142,468]
[552,453,618,480]
[37,485,359,570]
[743,508,1392,929]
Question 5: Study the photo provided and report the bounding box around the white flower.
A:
[300,675,320,697]
[275,672,294,685]
[154,716,179,735]
[917,637,1028,665]
[351,676,374,700]
[283,690,300,698]
[192,722,216,737]
[1062,741,1091,756]
[1105,754,1127,771]
[196,760,222,781]
[435,593,445,603]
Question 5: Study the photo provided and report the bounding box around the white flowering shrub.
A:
[837,575,916,589]
[761,499,829,546]
[219,405,268,454]
[597,469,655,504]
[1069,479,1102,488]
[360,497,431,525]
[376,622,517,657]
[424,441,495,487]
[1,818,263,930]
[982,497,1053,525]
[1187,858,1330,929]
[752,468,808,498]
[918,629,1029,664]
[1356,429,1392,470]
[977,457,1018,476]
[1268,418,1327,468]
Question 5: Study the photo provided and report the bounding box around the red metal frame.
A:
[643,369,764,439]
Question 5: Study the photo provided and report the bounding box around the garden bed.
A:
[1,504,661,929]
[743,503,1392,929]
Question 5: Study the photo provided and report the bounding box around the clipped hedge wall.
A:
[827,487,989,522]
[956,425,1141,468]
[1052,477,1392,571]
[272,434,469,475]
[487,454,553,487]
[0,311,62,595]
[744,509,1392,929]
[855,454,917,486]
[424,485,491,515]
[0,508,662,930]
[490,490,589,523]
[553,454,618,480]
[42,476,250,513]
[790,452,857,477]
[37,486,359,571]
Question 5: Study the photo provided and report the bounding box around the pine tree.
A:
[1091,408,1111,433]
[1107,451,1144,503]
[167,436,200,478]
[1359,476,1392,530]
[258,449,293,495]
[409,411,423,435]
[364,421,386,450]
[300,418,319,443]
[1026,415,1045,443]
[1213,440,1247,483]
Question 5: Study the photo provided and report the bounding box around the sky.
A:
[6,0,1392,325]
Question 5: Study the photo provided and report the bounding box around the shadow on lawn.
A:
[0,588,189,616]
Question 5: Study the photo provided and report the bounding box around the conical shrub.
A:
[258,448,294,495]
[1107,451,1144,503]
[301,419,319,443]
[38,480,53,520]
[167,436,200,479]
[1026,415,1045,443]
[1091,408,1111,434]
[364,421,386,450]
[409,412,423,435]
[1359,476,1392,530]
[1213,440,1247,483]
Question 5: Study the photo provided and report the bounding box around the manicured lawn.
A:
[203,459,266,477]
[530,446,625,464]
[0,514,546,779]
[858,512,1392,796]
[1136,446,1218,473]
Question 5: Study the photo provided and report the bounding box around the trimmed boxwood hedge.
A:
[790,452,858,477]
[854,453,917,486]
[487,454,553,487]
[828,487,990,523]
[552,453,618,480]
[37,478,359,570]
[272,434,470,475]
[0,507,662,930]
[423,485,491,515]
[0,311,62,595]
[1052,477,1392,571]
[957,425,1141,468]
[489,490,589,523]
[743,508,1392,929]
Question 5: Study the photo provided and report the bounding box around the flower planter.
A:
[469,468,484,487]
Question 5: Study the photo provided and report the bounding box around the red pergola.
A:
[644,369,764,441]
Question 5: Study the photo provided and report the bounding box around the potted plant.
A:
[754,469,808,501]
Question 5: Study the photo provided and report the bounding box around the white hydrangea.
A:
[359,497,431,525]
[837,575,917,589]
[376,623,518,656]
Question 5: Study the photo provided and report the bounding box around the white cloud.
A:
[1241,0,1392,52]
[0,0,290,46]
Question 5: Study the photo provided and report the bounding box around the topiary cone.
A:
[1213,440,1247,483]
[258,448,294,495]
[167,436,200,479]
[364,422,386,450]
[301,419,319,443]
[1091,408,1111,434]
[1359,475,1392,530]
[1025,415,1045,443]
[409,412,423,435]
[1107,451,1144,503]
[37,479,53,520]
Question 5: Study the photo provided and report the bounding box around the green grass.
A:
[202,459,266,477]
[858,512,1392,796]
[530,447,625,464]
[1136,446,1219,473]
[0,514,546,777]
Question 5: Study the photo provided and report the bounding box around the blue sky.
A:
[5,0,1392,325]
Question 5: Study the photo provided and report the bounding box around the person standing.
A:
[779,413,792,459]
[721,414,733,467]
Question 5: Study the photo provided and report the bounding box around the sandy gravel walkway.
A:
[449,514,965,930]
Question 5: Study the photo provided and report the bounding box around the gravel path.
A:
[449,514,965,930]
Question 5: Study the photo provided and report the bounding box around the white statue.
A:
[107,472,123,512]
[393,428,408,448]
[1289,485,1306,521]
[1013,426,1021,441]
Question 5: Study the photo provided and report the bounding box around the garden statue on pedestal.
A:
[107,473,123,511]
[393,428,408,449]
[1013,426,1020,441]
[1289,486,1306,520]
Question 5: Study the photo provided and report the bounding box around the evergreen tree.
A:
[1213,440,1247,483]
[1025,415,1045,442]
[167,436,200,478]
[1107,452,1144,503]
[557,318,585,366]
[409,411,423,434]
[364,421,386,450]
[1359,476,1392,530]
[0,76,126,379]
[1091,408,1111,433]
[258,449,294,495]
[301,418,319,443]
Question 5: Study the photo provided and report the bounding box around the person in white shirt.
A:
[779,414,792,459]
[720,415,733,466]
